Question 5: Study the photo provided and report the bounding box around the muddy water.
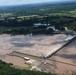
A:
[0,34,76,74]
[53,38,76,64]
[2,55,28,68]
[48,38,76,75]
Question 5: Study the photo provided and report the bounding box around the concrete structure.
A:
[45,35,76,58]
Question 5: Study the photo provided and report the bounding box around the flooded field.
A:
[2,55,29,68]
[0,34,76,75]
[46,38,76,75]
[0,34,67,57]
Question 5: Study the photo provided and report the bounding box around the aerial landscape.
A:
[0,0,76,75]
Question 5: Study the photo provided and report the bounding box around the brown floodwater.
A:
[48,38,76,75]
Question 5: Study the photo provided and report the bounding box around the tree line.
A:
[0,60,57,75]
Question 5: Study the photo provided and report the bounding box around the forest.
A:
[0,2,76,35]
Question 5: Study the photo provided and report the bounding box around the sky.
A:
[0,0,75,6]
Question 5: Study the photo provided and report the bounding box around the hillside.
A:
[0,60,56,75]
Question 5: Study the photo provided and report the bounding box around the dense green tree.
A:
[0,60,57,75]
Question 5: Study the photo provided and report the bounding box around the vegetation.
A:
[0,2,76,35]
[0,60,57,75]
[0,2,76,75]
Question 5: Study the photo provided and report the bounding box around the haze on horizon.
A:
[0,0,75,6]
